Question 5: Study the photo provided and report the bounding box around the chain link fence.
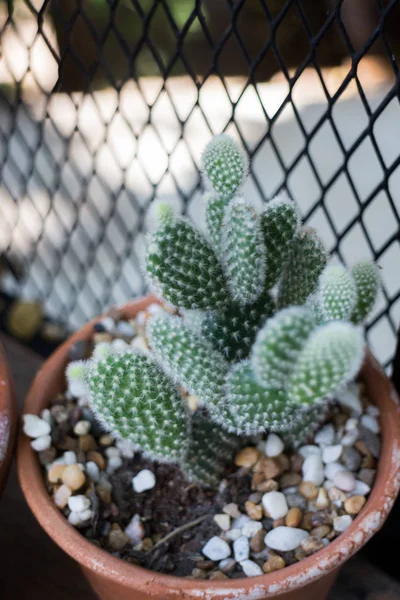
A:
[0,0,399,367]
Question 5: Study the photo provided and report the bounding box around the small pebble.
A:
[311,525,331,539]
[54,484,72,508]
[86,461,100,482]
[132,469,156,493]
[351,480,371,496]
[225,529,242,542]
[23,414,51,438]
[322,444,343,464]
[358,468,376,486]
[233,536,250,561]
[31,435,52,452]
[337,384,363,415]
[298,445,321,459]
[203,537,231,561]
[265,434,284,458]
[130,336,149,354]
[265,527,309,551]
[208,571,228,580]
[99,434,114,447]
[232,514,251,529]
[341,447,362,472]
[280,472,302,488]
[116,439,135,458]
[108,526,129,550]
[116,321,135,337]
[68,509,93,526]
[64,451,78,465]
[223,503,241,518]
[328,486,347,507]
[68,495,91,512]
[79,435,97,452]
[344,495,366,515]
[256,480,279,493]
[125,514,145,544]
[214,514,231,531]
[107,456,123,474]
[301,535,324,556]
[245,501,263,521]
[261,458,283,480]
[262,492,288,520]
[87,451,106,471]
[325,462,347,480]
[315,424,335,446]
[334,515,353,532]
[286,493,307,511]
[263,556,286,573]
[285,507,302,528]
[361,415,380,434]
[240,559,263,577]
[235,447,259,468]
[61,464,86,491]
[302,454,324,486]
[250,529,265,552]
[333,470,356,492]
[315,488,330,510]
[358,428,380,459]
[219,558,237,574]
[341,430,360,447]
[73,420,91,436]
[242,521,263,538]
[48,464,67,483]
[299,481,318,500]
[97,481,112,504]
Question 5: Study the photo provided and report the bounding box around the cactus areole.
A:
[67,135,381,489]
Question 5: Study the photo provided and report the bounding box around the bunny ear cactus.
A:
[202,134,248,200]
[318,265,357,322]
[351,260,381,324]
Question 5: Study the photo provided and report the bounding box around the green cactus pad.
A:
[146,216,229,311]
[222,198,266,305]
[278,227,327,308]
[205,192,231,254]
[288,322,365,405]
[251,306,316,389]
[351,260,381,324]
[319,265,357,322]
[86,352,189,463]
[202,292,275,362]
[260,195,300,288]
[202,134,248,200]
[147,314,229,411]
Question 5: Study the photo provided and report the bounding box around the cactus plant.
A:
[73,134,381,487]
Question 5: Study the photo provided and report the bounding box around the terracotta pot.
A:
[18,297,400,600]
[0,341,17,495]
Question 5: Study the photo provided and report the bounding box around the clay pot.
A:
[0,341,17,495]
[18,297,400,600]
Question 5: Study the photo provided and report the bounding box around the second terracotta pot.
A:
[18,297,400,599]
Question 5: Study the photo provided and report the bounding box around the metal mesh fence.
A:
[0,0,399,367]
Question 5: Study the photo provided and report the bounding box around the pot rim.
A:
[17,296,400,599]
[0,340,17,492]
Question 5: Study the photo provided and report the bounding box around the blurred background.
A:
[0,0,399,370]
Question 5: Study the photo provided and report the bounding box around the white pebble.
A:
[240,559,263,577]
[86,461,100,482]
[107,456,123,474]
[265,527,309,551]
[265,433,284,457]
[101,316,116,332]
[333,470,356,492]
[298,445,321,459]
[64,451,78,465]
[336,383,363,415]
[223,503,241,518]
[136,311,147,326]
[242,521,263,538]
[323,480,335,491]
[367,405,380,417]
[132,469,156,493]
[345,418,359,432]
[213,514,231,531]
[341,430,359,447]
[315,424,335,446]
[105,446,121,459]
[68,495,91,512]
[322,444,343,464]
[233,536,250,562]
[125,514,145,543]
[73,420,91,436]
[202,536,231,561]
[262,491,288,520]
[324,462,347,480]
[334,515,353,532]
[226,529,242,541]
[68,509,93,526]
[232,514,251,529]
[302,454,324,486]
[351,480,371,496]
[41,408,52,425]
[111,339,131,354]
[361,414,380,434]
[31,435,52,451]
[117,320,136,337]
[116,439,135,458]
[68,379,89,398]
[130,336,149,354]
[23,414,51,439]
[147,303,165,315]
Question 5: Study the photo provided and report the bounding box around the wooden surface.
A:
[0,333,399,599]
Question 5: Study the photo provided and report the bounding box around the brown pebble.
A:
[235,447,260,468]
[285,507,302,528]
[290,454,304,473]
[191,568,207,580]
[208,571,228,580]
[276,454,290,473]
[328,487,347,506]
[311,525,331,539]
[272,518,286,528]
[61,464,85,491]
[344,495,366,515]
[257,479,279,493]
[57,435,79,452]
[87,451,106,471]
[99,434,114,447]
[79,434,97,452]
[141,537,154,552]
[280,472,302,488]
[250,529,266,553]
[196,560,215,571]
[310,510,332,527]
[316,488,330,510]
[299,481,318,500]
[300,512,313,531]
[263,556,286,573]
[361,454,375,469]
[38,447,57,466]
[358,468,376,486]
[94,332,113,344]
[50,405,69,423]
[301,535,324,556]
[295,546,307,561]
[251,472,265,490]
[48,463,67,484]
[108,525,129,550]
[245,501,263,521]
[263,458,283,480]
[355,440,371,456]
[334,413,348,429]
[219,558,236,574]
[97,484,112,504]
